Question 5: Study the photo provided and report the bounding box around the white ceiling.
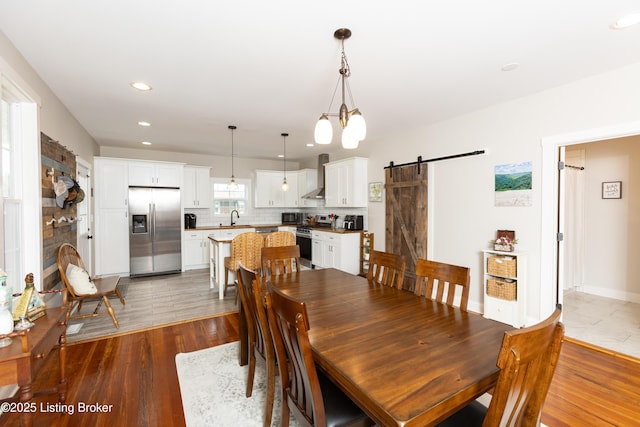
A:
[1,1,639,162]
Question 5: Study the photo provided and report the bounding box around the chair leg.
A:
[116,288,126,306]
[264,354,276,427]
[224,268,229,296]
[102,296,119,328]
[246,352,256,398]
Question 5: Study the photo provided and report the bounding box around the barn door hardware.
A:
[385,149,485,172]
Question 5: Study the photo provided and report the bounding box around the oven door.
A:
[296,234,312,267]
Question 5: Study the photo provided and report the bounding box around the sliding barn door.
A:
[385,163,428,291]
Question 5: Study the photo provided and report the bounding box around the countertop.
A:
[187,224,362,234]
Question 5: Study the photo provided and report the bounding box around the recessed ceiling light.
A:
[306,143,314,147]
[130,81,152,91]
[501,62,519,72]
[138,121,151,127]
[277,154,285,158]
[611,12,640,29]
[141,141,152,146]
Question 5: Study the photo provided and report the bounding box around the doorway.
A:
[559,137,640,358]
[76,158,93,275]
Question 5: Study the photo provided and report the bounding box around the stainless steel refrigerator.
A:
[129,186,182,277]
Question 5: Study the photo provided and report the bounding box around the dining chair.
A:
[264,230,296,247]
[236,263,275,427]
[56,243,125,328]
[264,281,373,427]
[366,250,406,289]
[413,259,471,311]
[436,307,564,427]
[223,232,264,301]
[261,245,301,277]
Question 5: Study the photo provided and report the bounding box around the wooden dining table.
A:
[261,268,510,427]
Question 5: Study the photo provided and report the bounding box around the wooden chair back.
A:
[261,245,301,277]
[236,263,275,426]
[56,243,86,300]
[366,250,406,289]
[265,281,325,427]
[229,232,265,271]
[264,230,295,247]
[483,307,564,426]
[56,243,124,328]
[414,259,471,311]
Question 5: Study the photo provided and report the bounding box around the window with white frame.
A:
[212,178,251,216]
[1,74,38,292]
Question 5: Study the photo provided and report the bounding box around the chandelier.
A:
[314,28,366,149]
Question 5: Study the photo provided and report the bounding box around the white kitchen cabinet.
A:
[183,230,210,270]
[94,157,130,276]
[482,249,527,327]
[311,230,360,275]
[324,157,368,207]
[128,160,183,187]
[183,166,211,208]
[255,170,299,207]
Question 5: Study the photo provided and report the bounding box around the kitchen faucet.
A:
[230,209,239,226]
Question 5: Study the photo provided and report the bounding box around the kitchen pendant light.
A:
[281,133,289,191]
[314,28,366,149]
[228,125,238,189]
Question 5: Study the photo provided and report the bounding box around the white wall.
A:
[579,136,640,302]
[365,61,640,323]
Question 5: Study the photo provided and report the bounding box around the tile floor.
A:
[562,290,640,359]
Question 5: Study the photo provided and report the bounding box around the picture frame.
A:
[369,182,383,202]
[602,181,622,199]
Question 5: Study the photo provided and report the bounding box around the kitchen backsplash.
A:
[185,207,367,228]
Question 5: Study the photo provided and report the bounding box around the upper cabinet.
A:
[324,157,368,207]
[128,160,183,187]
[254,170,300,208]
[297,168,320,207]
[183,166,211,208]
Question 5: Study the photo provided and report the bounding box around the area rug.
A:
[175,341,300,427]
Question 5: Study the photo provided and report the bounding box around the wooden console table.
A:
[0,307,67,427]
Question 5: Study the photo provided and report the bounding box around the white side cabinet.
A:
[183,166,211,208]
[94,157,130,276]
[183,230,210,270]
[311,230,360,275]
[482,250,527,327]
[324,157,368,207]
[128,160,183,187]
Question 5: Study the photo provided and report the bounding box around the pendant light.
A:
[281,133,289,191]
[314,28,366,149]
[228,125,237,189]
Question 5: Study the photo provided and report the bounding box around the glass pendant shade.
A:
[282,178,288,191]
[349,111,366,141]
[314,115,333,144]
[341,124,359,149]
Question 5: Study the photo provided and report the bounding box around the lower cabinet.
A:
[311,230,360,275]
[183,230,210,270]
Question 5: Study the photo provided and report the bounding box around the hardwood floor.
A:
[0,313,240,427]
[2,314,639,426]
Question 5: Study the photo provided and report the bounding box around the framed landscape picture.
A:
[494,161,532,207]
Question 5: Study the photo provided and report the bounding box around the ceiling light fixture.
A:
[130,81,152,91]
[314,28,366,149]
[611,12,640,29]
[228,125,238,189]
[281,133,289,191]
[138,121,151,127]
[141,141,152,146]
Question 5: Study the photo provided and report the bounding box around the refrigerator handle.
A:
[150,203,155,241]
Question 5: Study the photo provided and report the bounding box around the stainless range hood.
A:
[302,153,329,199]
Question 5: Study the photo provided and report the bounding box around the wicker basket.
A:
[487,278,517,301]
[487,255,517,277]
